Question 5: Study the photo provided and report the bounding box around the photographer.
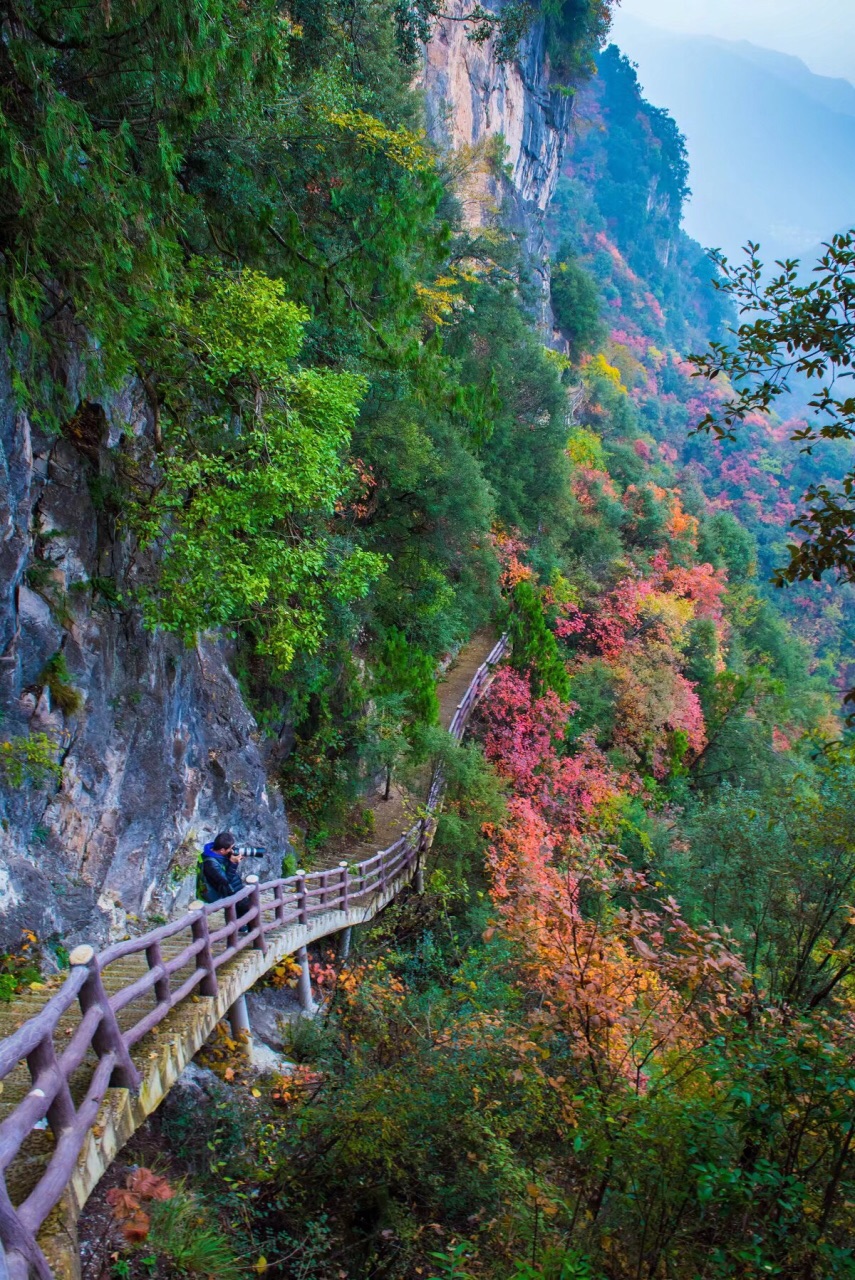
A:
[200,832,264,928]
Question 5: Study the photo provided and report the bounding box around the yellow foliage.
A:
[543,347,572,373]
[268,955,301,989]
[414,279,460,324]
[639,591,695,646]
[584,353,627,395]
[324,109,433,172]
[545,570,581,608]
[566,425,606,471]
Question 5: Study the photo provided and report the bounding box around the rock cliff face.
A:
[422,0,573,324]
[0,335,288,952]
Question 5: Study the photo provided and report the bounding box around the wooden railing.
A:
[0,634,508,1280]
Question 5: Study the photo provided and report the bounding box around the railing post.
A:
[0,1183,49,1280]
[224,900,238,949]
[319,871,328,909]
[70,945,140,1090]
[380,851,388,896]
[274,880,286,926]
[25,1035,75,1138]
[340,861,349,913]
[296,870,308,925]
[145,939,170,1008]
[245,875,267,955]
[189,901,218,997]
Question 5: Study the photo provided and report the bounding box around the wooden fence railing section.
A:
[0,635,509,1279]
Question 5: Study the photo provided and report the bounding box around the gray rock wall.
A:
[0,337,289,953]
[421,0,574,331]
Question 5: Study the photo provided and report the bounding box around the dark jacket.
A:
[201,841,243,903]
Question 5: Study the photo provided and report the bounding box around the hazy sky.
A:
[612,1,855,83]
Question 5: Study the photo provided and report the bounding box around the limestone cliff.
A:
[0,336,288,952]
[422,0,574,324]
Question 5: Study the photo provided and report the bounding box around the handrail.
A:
[0,634,508,1280]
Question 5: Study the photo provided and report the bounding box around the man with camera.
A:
[200,833,266,928]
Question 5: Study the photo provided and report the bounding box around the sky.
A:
[611,0,855,83]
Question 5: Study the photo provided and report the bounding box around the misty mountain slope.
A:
[610,15,855,261]
[719,41,855,118]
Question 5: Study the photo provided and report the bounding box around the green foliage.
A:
[38,652,83,716]
[566,426,606,471]
[551,246,605,358]
[375,628,440,731]
[134,269,382,670]
[145,1190,242,1278]
[0,0,290,416]
[697,510,757,582]
[593,47,689,255]
[11,8,855,1276]
[366,627,441,796]
[0,732,61,789]
[509,579,573,701]
[690,230,855,604]
[679,750,855,1006]
[0,931,42,1002]
[281,851,298,879]
[450,284,571,543]
[391,0,610,72]
[431,737,508,871]
[510,1251,599,1280]
[564,659,616,746]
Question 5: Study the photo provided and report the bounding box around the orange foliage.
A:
[491,527,535,589]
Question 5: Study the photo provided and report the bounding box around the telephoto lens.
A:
[235,845,267,858]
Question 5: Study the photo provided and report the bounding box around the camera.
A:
[234,845,266,858]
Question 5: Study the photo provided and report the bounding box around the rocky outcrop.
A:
[422,0,574,325]
[0,335,288,952]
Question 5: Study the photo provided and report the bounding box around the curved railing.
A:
[0,634,508,1279]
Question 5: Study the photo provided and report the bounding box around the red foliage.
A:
[479,662,742,1094]
[481,667,620,838]
[664,561,727,625]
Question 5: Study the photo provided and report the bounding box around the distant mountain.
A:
[608,15,855,264]
[719,42,855,119]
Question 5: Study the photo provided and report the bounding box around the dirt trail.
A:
[314,630,498,868]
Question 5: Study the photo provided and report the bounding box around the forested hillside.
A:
[3,2,855,1278]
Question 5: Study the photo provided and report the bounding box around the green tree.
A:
[509,579,572,701]
[0,0,289,412]
[684,751,855,1009]
[550,245,604,359]
[371,627,439,798]
[133,269,382,670]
